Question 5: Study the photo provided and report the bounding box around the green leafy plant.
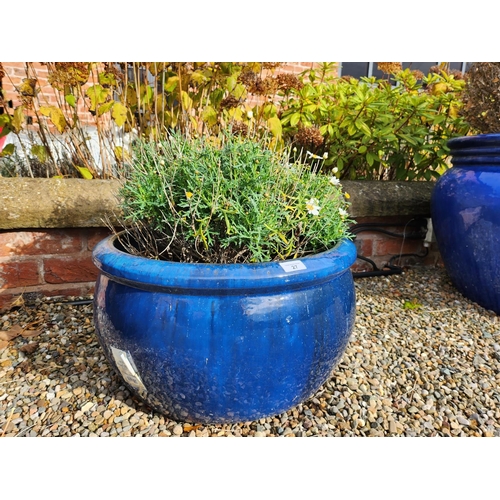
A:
[114,130,353,263]
[403,298,422,310]
[279,64,470,180]
[0,62,471,182]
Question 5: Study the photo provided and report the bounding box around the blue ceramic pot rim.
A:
[92,232,356,294]
[448,133,500,150]
[450,156,500,166]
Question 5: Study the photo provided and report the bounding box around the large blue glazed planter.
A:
[431,133,500,314]
[92,234,357,424]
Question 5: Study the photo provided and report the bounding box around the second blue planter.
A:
[431,133,500,314]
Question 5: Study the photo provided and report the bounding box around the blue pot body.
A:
[92,234,357,423]
[431,133,500,314]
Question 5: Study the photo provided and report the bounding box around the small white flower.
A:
[247,110,253,119]
[338,208,348,218]
[306,198,321,216]
[323,152,328,159]
[329,176,340,186]
[306,151,322,160]
[293,146,297,153]
[332,167,338,174]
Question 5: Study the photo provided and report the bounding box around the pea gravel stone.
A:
[1,267,499,437]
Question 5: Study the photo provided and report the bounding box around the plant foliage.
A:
[115,131,352,263]
[279,64,470,180]
[0,62,470,181]
[460,62,500,134]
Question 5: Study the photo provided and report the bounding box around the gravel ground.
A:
[1,267,499,437]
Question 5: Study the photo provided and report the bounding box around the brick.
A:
[374,237,423,257]
[0,229,84,257]
[0,260,41,289]
[353,235,373,258]
[86,228,113,251]
[12,67,28,77]
[43,255,98,284]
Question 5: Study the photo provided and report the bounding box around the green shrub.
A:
[279,65,471,180]
[115,131,352,263]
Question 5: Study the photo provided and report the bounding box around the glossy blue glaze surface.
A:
[92,235,357,423]
[431,134,500,314]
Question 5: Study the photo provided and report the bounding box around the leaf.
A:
[21,329,42,338]
[86,85,109,111]
[0,143,15,157]
[31,145,48,163]
[139,84,153,105]
[112,102,128,126]
[201,106,218,127]
[290,112,301,127]
[0,114,10,128]
[114,146,131,162]
[433,114,446,125]
[40,106,66,133]
[0,325,23,341]
[97,101,115,116]
[181,91,193,110]
[190,71,207,85]
[366,152,378,167]
[356,120,372,136]
[19,342,39,354]
[164,76,179,93]
[232,83,246,100]
[65,94,76,108]
[403,299,422,310]
[267,116,282,139]
[75,166,93,179]
[9,295,24,309]
[183,424,202,432]
[98,72,117,87]
[18,78,37,97]
[226,75,237,92]
[12,106,25,133]
[49,107,67,133]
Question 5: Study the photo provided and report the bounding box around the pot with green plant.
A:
[431,62,500,314]
[92,131,356,424]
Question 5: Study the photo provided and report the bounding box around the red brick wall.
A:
[0,227,112,311]
[0,219,441,311]
[351,216,442,273]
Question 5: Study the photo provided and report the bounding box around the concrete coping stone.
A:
[0,178,434,229]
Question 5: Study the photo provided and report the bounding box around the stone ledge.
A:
[341,180,434,218]
[0,178,434,229]
[0,178,122,229]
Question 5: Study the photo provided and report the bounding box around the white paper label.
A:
[111,346,147,397]
[279,260,306,272]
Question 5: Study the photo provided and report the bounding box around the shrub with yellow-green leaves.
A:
[279,64,471,180]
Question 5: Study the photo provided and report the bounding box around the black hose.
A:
[351,219,429,279]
